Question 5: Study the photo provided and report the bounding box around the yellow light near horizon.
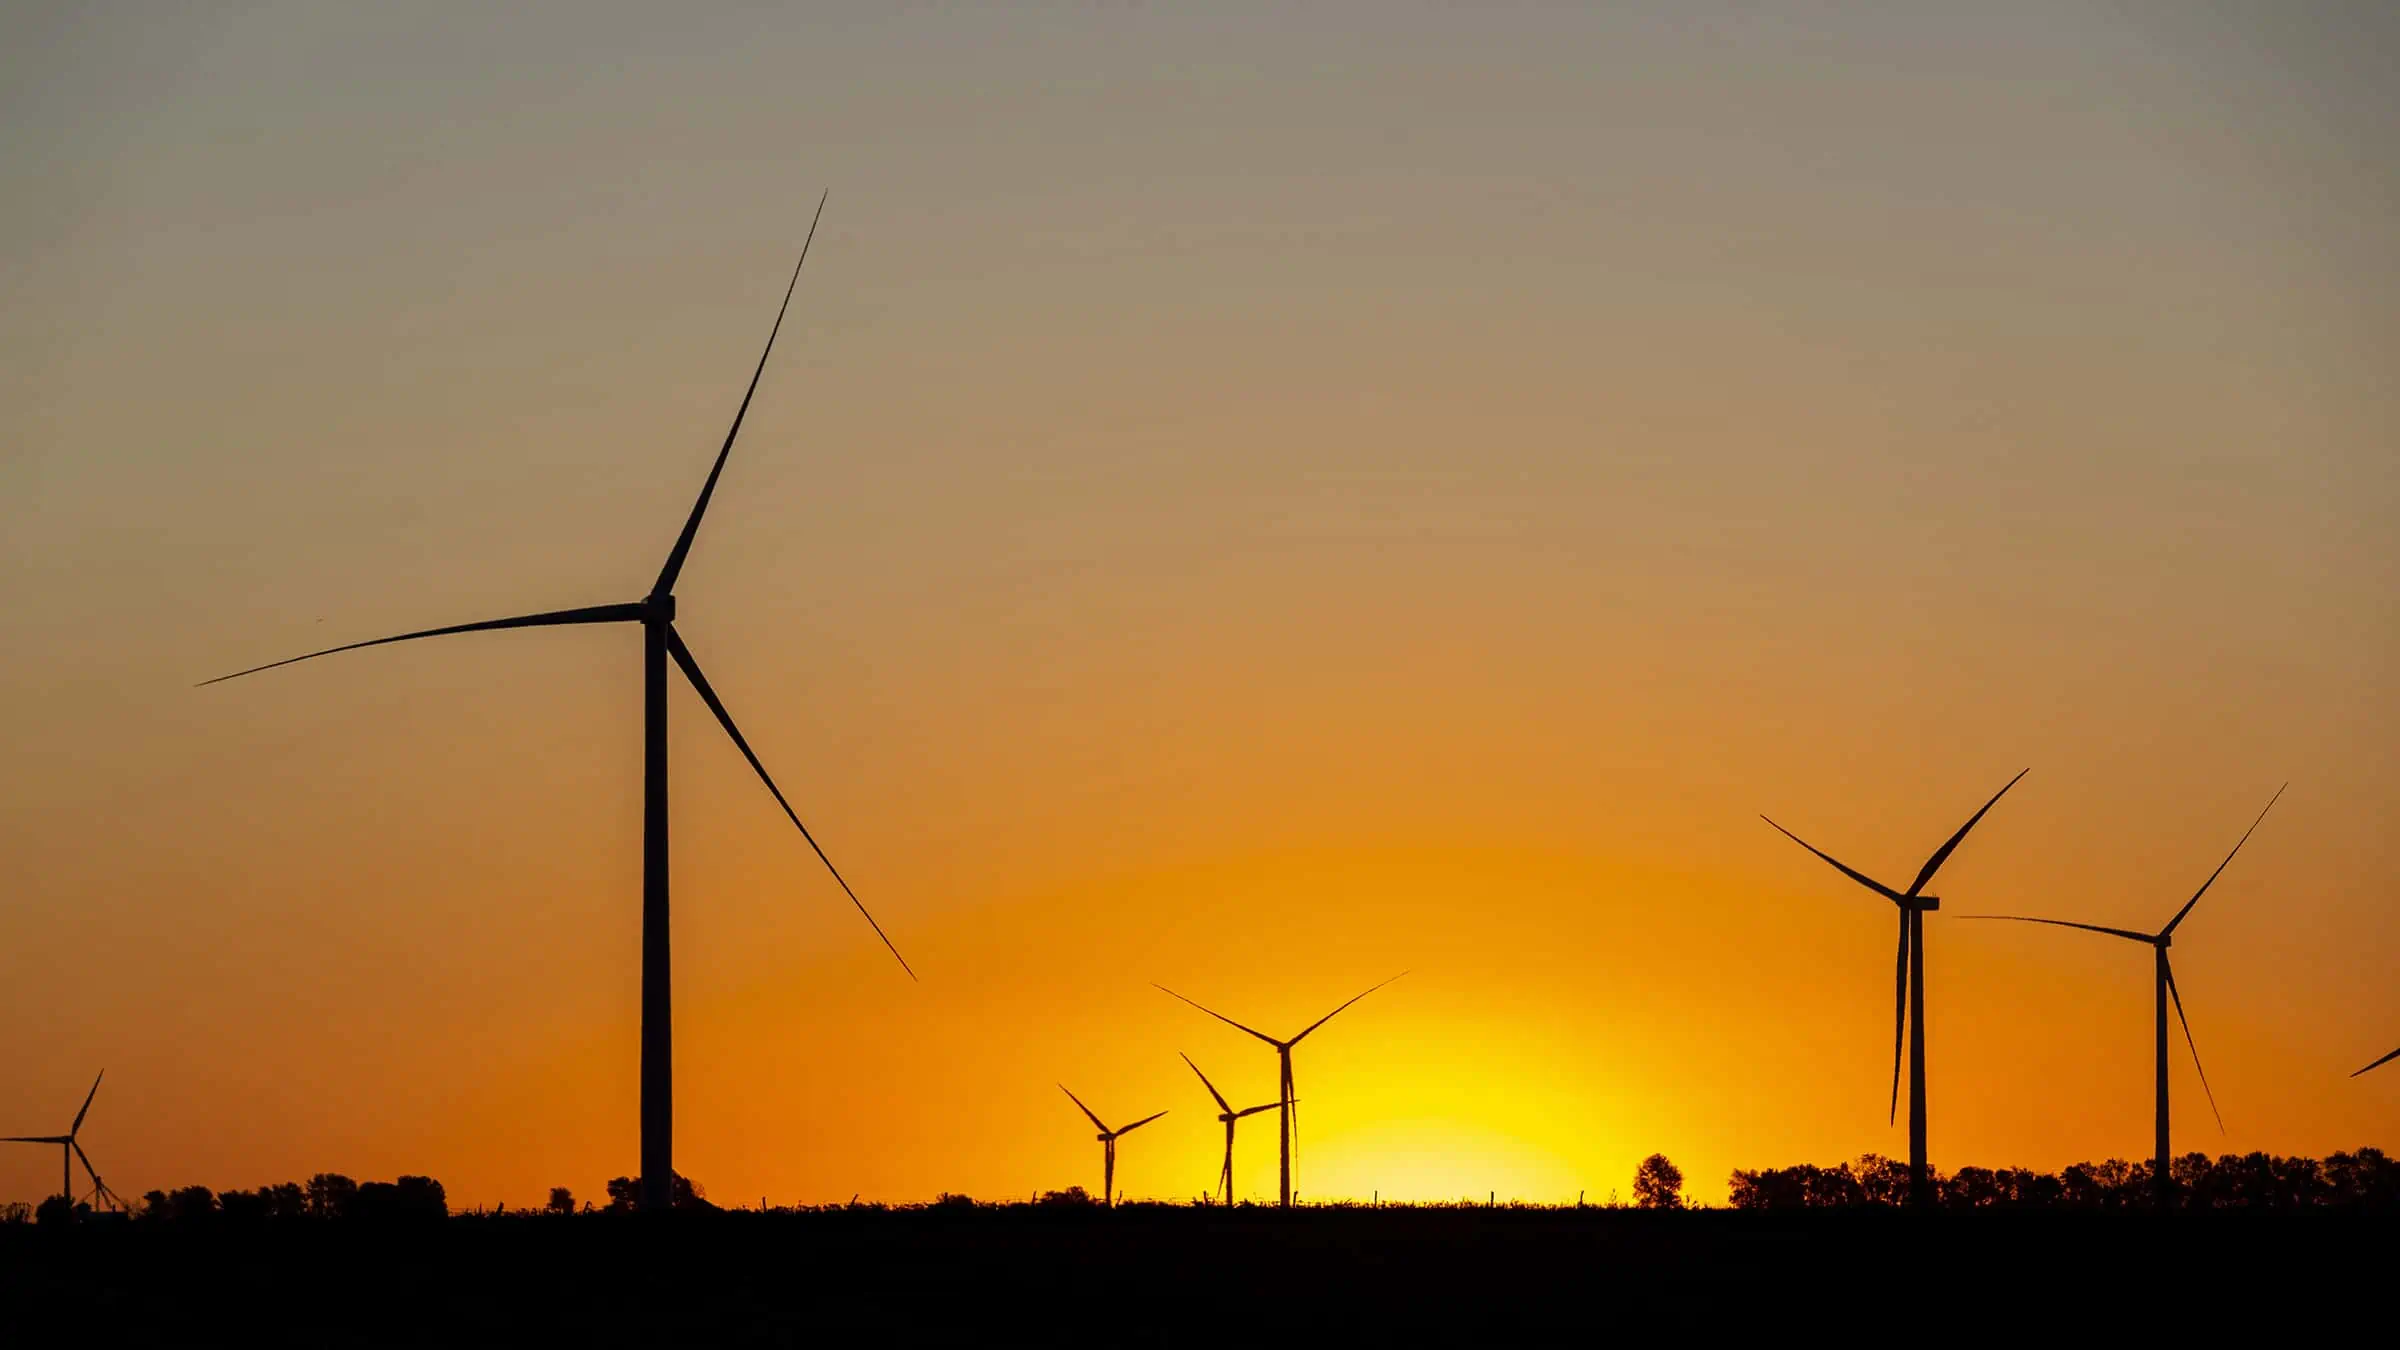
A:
[1299,1119,1587,1206]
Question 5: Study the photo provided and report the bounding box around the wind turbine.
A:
[1960,785,2285,1202]
[1058,1086,1165,1208]
[1761,769,2027,1208]
[3,1071,106,1207]
[200,196,912,1214]
[1178,1052,1282,1205]
[1155,973,1405,1208]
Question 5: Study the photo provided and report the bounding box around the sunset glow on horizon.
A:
[4,3,2395,1211]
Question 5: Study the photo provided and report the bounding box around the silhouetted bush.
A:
[603,1173,712,1212]
[547,1187,575,1215]
[1036,1186,1097,1208]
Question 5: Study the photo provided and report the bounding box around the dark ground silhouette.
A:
[3,1200,2381,1342]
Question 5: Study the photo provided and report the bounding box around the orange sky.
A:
[3,3,2396,1208]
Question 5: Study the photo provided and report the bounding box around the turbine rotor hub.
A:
[642,593,677,622]
[1914,895,1941,911]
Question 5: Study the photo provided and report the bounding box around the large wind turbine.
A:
[1761,770,2027,1208]
[3,1071,106,1207]
[1155,974,1405,1208]
[1960,785,2284,1202]
[201,197,912,1214]
[1178,1052,1281,1205]
[1058,1086,1165,1208]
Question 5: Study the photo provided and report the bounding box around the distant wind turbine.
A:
[200,196,912,1214]
[1155,973,1405,1208]
[1058,1086,1165,1208]
[1761,770,2027,1208]
[1179,1052,1282,1205]
[3,1071,111,1208]
[1960,785,2285,1201]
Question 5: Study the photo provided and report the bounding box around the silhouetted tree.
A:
[35,1195,77,1226]
[1633,1154,1685,1209]
[253,1182,302,1219]
[1853,1155,1910,1207]
[1036,1186,1097,1208]
[219,1189,269,1222]
[306,1173,358,1219]
[0,1201,29,1225]
[166,1186,218,1222]
[547,1187,575,1215]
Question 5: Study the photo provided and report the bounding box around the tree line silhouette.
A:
[1727,1148,2400,1210]
[14,1149,2400,1222]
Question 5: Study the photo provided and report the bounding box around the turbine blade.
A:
[2163,957,2223,1133]
[652,193,828,597]
[1760,817,1903,902]
[1179,1052,1231,1114]
[1285,1059,1299,1176]
[70,1138,99,1184]
[2353,1046,2400,1078]
[0,1136,70,1144]
[1058,1084,1107,1133]
[1154,985,1282,1046]
[1116,1111,1168,1136]
[198,603,644,686]
[1951,915,2155,944]
[1906,768,2029,898]
[666,627,914,980]
[2162,784,2286,936]
[1290,971,1408,1045]
[1236,1102,1283,1118]
[1889,912,1907,1127]
[70,1070,102,1135]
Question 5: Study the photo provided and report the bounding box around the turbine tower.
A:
[1960,785,2284,1203]
[1179,1052,1281,1205]
[1761,770,2027,1207]
[3,1071,106,1207]
[1155,973,1405,1208]
[201,197,912,1213]
[1058,1086,1164,1208]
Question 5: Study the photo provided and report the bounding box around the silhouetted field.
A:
[4,1204,2380,1343]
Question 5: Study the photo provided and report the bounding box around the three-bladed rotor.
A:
[1156,973,1405,1204]
[1958,783,2288,1135]
[1762,769,2028,1125]
[3,1071,109,1205]
[196,194,909,978]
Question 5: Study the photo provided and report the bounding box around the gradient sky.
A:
[4,2,2395,1209]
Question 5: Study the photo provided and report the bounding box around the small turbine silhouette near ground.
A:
[1155,973,1405,1209]
[1959,785,2284,1202]
[1058,1086,1165,1208]
[200,197,912,1214]
[3,1070,123,1211]
[1179,1052,1282,1205]
[1761,770,2027,1209]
